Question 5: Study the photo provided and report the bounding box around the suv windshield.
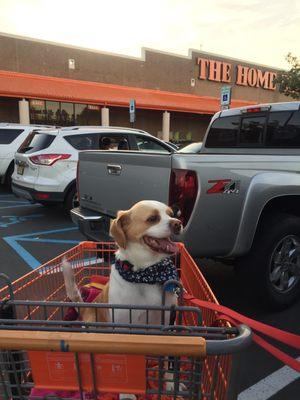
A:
[18,131,56,154]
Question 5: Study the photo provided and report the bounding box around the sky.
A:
[0,0,299,69]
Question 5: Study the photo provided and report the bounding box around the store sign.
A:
[30,99,45,107]
[197,57,277,90]
[87,104,100,110]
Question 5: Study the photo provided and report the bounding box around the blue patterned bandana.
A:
[115,257,178,285]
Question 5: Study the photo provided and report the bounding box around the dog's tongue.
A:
[143,236,178,254]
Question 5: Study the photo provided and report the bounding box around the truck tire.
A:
[237,213,300,310]
[64,185,79,215]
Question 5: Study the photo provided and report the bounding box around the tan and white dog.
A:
[63,200,183,399]
[108,200,182,325]
[63,200,182,324]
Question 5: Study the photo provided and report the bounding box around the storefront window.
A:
[29,100,101,126]
[30,100,46,124]
[61,102,75,126]
[86,104,101,125]
[0,97,19,123]
[74,104,101,125]
[170,112,211,145]
[75,104,88,125]
[45,101,60,125]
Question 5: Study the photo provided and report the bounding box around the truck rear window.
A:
[18,132,55,154]
[205,116,239,147]
[266,111,300,147]
[206,110,300,149]
[239,116,265,146]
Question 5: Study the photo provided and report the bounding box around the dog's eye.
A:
[147,215,159,223]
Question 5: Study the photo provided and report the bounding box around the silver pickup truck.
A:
[72,101,300,310]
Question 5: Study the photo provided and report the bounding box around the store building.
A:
[0,33,289,144]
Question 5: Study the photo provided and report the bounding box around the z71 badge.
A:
[207,179,240,194]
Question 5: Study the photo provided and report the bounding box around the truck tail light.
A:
[241,105,270,113]
[29,154,71,166]
[169,169,198,226]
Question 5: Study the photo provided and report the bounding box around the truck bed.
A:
[77,148,300,257]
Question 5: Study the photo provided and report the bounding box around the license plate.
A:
[17,165,24,175]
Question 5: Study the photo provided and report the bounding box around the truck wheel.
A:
[64,186,79,215]
[237,213,300,310]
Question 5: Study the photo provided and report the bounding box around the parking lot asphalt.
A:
[0,186,299,399]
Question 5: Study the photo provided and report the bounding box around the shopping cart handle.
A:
[206,324,252,355]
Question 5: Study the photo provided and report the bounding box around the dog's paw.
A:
[119,394,137,400]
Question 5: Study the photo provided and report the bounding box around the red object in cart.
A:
[0,242,251,400]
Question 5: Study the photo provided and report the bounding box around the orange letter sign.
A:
[236,65,249,86]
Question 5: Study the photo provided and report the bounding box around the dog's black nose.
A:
[170,219,182,235]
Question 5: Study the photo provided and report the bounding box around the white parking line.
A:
[238,357,300,400]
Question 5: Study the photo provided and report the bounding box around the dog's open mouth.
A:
[143,236,178,254]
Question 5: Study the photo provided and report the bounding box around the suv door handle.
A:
[107,164,122,175]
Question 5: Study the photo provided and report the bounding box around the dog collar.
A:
[115,257,178,287]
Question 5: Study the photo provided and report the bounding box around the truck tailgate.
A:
[78,151,172,216]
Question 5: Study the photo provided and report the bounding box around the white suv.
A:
[0,123,53,186]
[12,126,175,212]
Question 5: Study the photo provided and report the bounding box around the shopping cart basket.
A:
[0,242,251,400]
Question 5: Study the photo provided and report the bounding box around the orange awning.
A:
[0,70,255,114]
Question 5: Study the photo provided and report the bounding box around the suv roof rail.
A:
[0,123,57,128]
[60,126,150,135]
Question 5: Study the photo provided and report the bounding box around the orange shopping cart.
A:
[0,242,251,400]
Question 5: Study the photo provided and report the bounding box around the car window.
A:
[239,116,266,146]
[205,116,239,147]
[99,135,130,150]
[18,132,55,153]
[64,134,99,150]
[0,129,24,144]
[135,136,170,153]
[266,111,300,147]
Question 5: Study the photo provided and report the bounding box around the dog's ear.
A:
[110,210,130,249]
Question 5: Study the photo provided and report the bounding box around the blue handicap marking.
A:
[4,226,80,269]
[0,214,44,228]
[0,195,41,210]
